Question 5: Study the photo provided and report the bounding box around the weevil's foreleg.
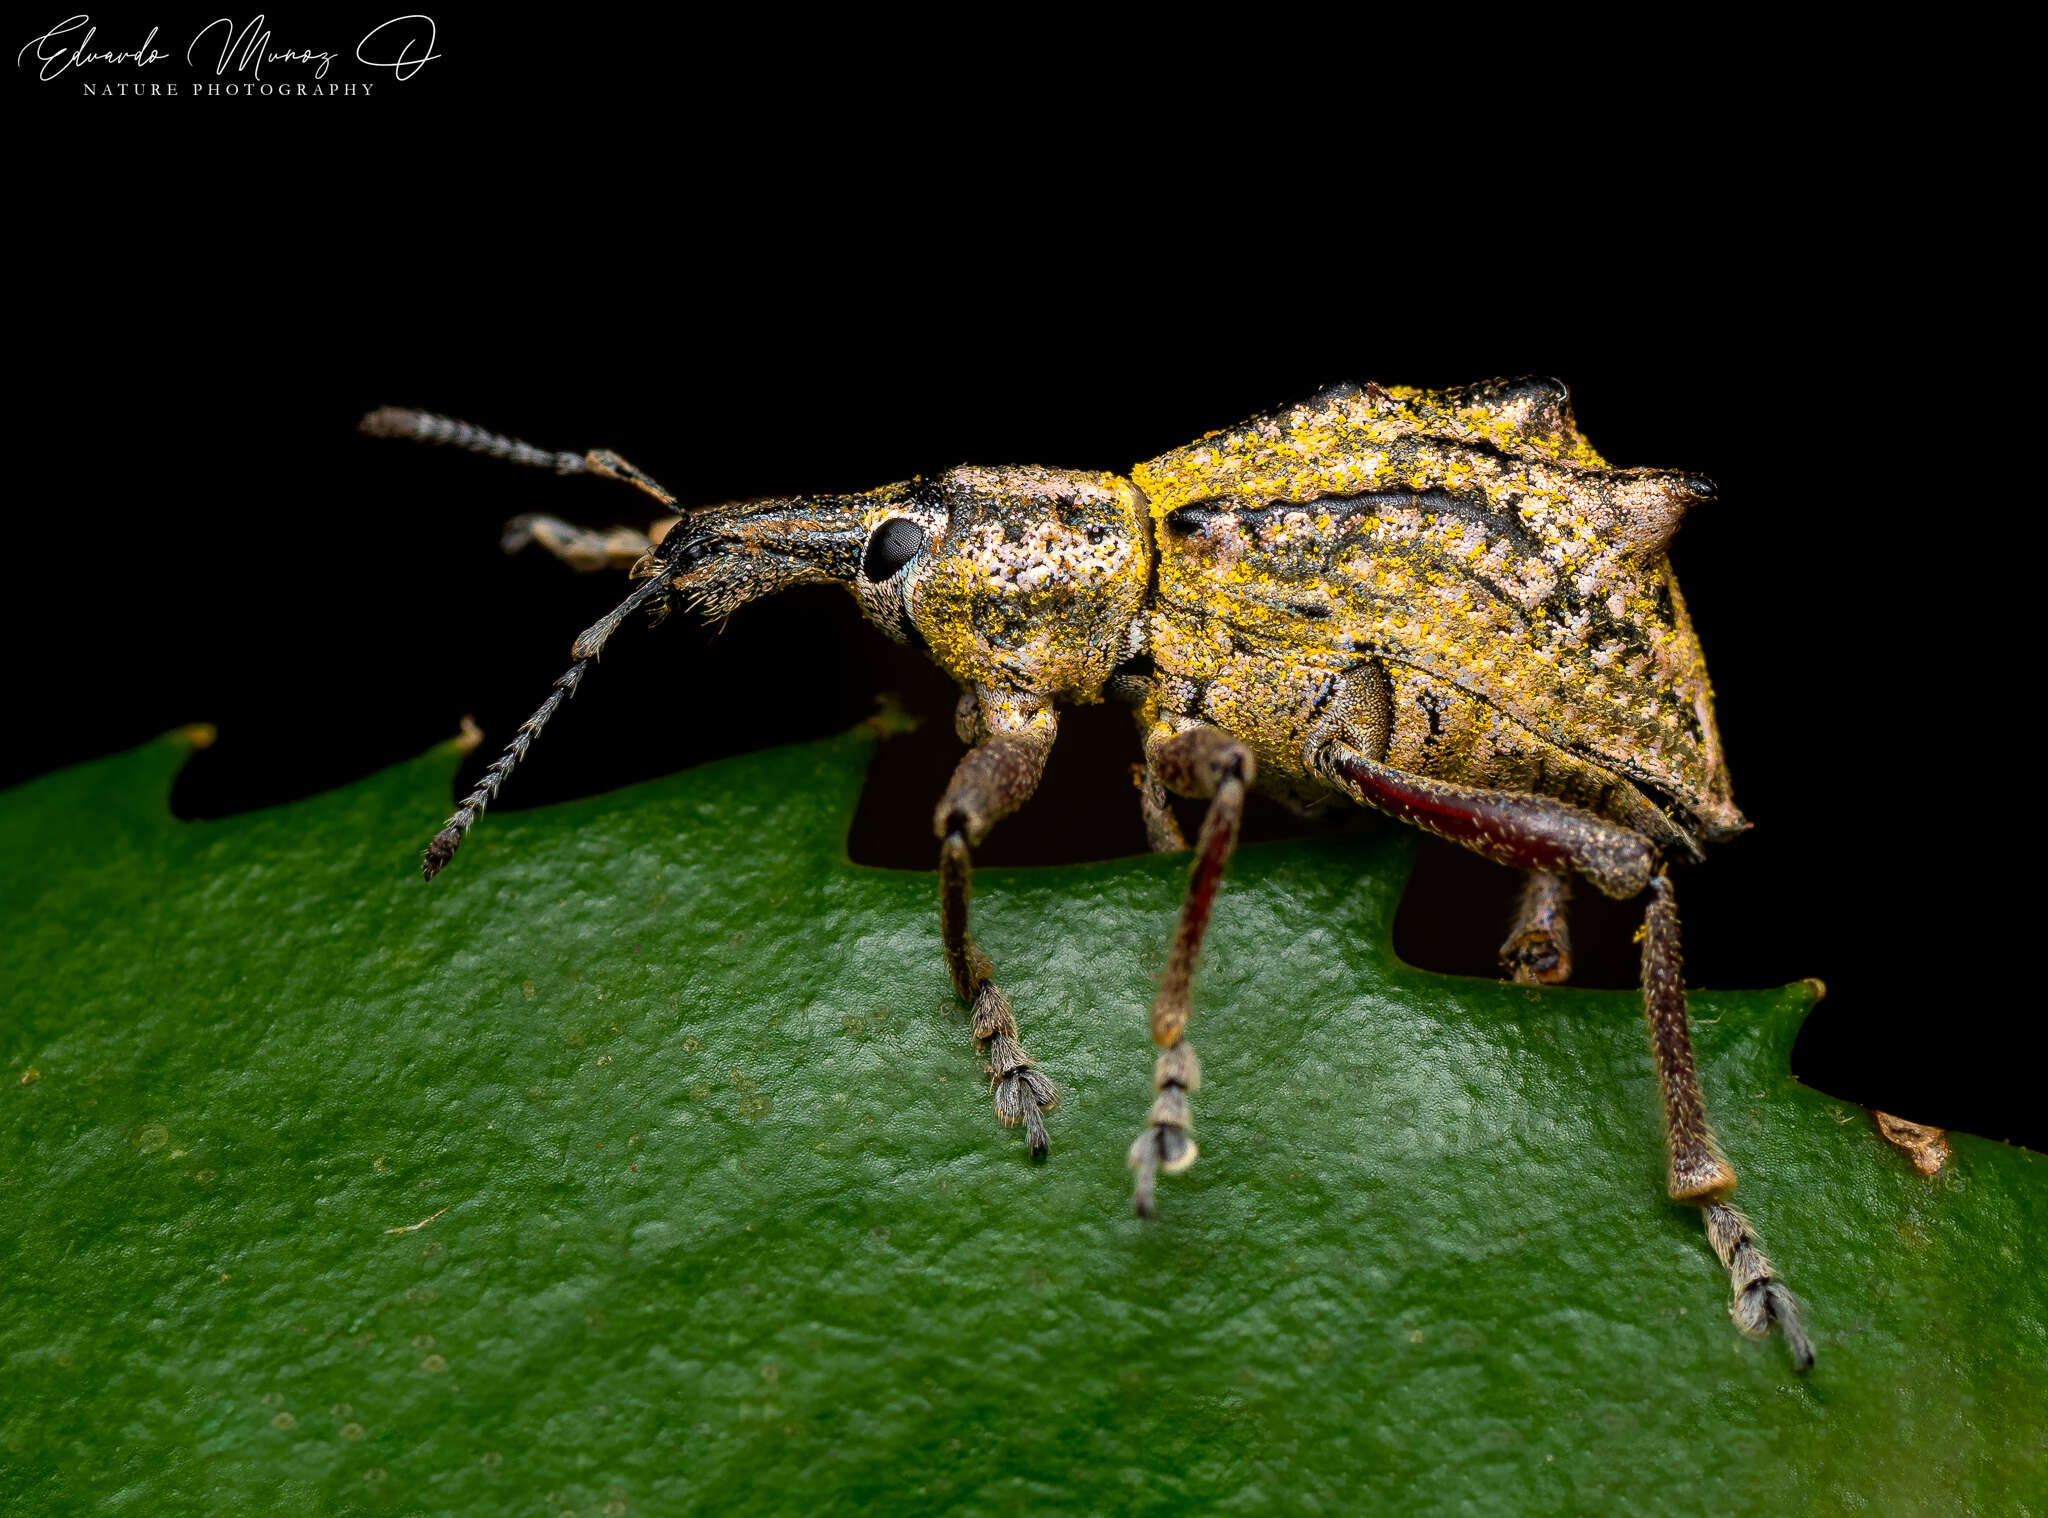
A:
[1642,872,1812,1370]
[360,407,681,512]
[1128,724,1252,1217]
[1501,869,1573,984]
[935,713,1060,1155]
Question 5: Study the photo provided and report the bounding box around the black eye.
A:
[862,517,926,581]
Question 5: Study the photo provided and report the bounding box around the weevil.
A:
[362,378,1813,1372]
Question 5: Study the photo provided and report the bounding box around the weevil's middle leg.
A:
[935,714,1060,1156]
[1128,724,1252,1217]
[1501,869,1572,984]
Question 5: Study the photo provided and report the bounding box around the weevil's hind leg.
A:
[1641,872,1813,1371]
[1317,742,1655,899]
[1318,743,1812,1369]
[936,714,1061,1156]
[1128,724,1252,1217]
[1704,1204,1813,1369]
[1501,869,1572,984]
[502,515,664,573]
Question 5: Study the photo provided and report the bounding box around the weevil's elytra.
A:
[361,377,1814,1375]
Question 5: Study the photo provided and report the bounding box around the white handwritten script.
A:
[17,13,441,92]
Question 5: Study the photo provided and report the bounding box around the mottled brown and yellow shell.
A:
[1132,379,1743,844]
[368,393,1815,1370]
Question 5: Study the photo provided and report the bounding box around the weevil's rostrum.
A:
[363,377,1814,1375]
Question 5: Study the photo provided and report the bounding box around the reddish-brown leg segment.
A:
[935,722,1060,1155]
[1322,742,1812,1369]
[1319,743,1653,899]
[1129,724,1253,1217]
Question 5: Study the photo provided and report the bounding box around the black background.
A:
[10,13,2031,1147]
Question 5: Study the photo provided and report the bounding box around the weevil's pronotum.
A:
[363,378,1813,1371]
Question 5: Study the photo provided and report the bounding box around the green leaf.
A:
[3,728,2042,1515]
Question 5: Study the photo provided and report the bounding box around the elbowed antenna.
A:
[362,407,691,878]
[424,660,585,880]
[360,406,591,476]
[360,406,681,513]
[421,569,674,880]
[365,406,877,879]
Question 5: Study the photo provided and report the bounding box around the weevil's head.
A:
[656,465,1152,702]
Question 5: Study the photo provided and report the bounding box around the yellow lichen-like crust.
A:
[1132,379,1742,837]
[897,465,1152,712]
